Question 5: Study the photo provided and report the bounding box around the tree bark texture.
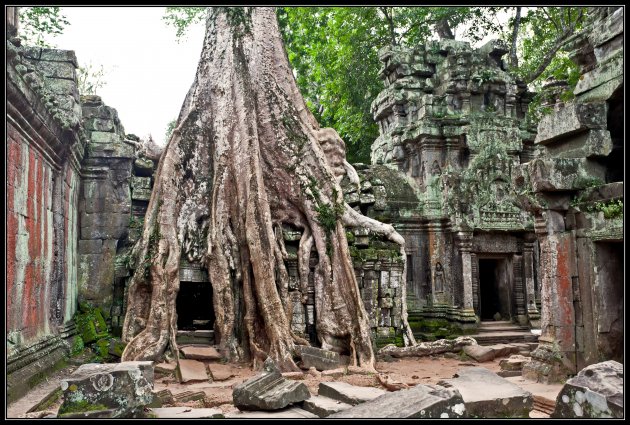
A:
[121,7,412,371]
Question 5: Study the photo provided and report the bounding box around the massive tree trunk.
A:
[121,7,409,372]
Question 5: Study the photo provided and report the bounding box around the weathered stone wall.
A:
[521,6,623,383]
[78,95,134,312]
[7,34,85,401]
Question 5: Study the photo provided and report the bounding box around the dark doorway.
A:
[176,282,215,331]
[594,242,623,362]
[479,259,501,320]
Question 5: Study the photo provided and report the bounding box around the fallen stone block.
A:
[500,355,530,372]
[147,389,174,407]
[318,381,386,406]
[177,359,209,383]
[282,372,306,380]
[379,336,477,358]
[489,344,520,358]
[174,390,206,403]
[497,370,522,378]
[226,406,318,418]
[154,362,177,376]
[180,345,222,361]
[298,346,341,371]
[463,345,495,363]
[58,361,154,418]
[233,358,310,411]
[149,407,224,418]
[534,102,607,145]
[439,368,533,418]
[329,384,467,418]
[552,360,623,418]
[302,395,352,417]
[208,363,235,381]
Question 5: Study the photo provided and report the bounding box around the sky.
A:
[43,7,206,146]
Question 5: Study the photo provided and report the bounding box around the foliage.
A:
[163,6,589,162]
[163,7,207,40]
[18,7,69,47]
[77,62,108,95]
[164,118,177,144]
[591,199,623,219]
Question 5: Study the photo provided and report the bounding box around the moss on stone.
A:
[58,399,109,415]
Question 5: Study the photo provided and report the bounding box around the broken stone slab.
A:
[302,395,353,417]
[527,157,606,193]
[463,345,495,362]
[233,358,310,411]
[489,344,521,358]
[174,390,206,403]
[322,368,346,378]
[149,407,224,418]
[379,336,477,358]
[154,362,177,376]
[545,129,613,159]
[439,368,533,418]
[180,345,222,361]
[147,389,174,407]
[497,370,523,378]
[329,383,467,418]
[298,346,341,371]
[500,355,530,372]
[208,363,235,381]
[534,103,607,145]
[282,371,306,380]
[552,360,623,418]
[177,359,209,383]
[226,406,318,418]
[58,361,154,418]
[318,381,386,406]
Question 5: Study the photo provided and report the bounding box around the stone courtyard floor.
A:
[7,354,563,418]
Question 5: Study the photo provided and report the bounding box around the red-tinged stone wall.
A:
[7,32,85,402]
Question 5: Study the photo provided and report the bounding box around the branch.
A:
[509,7,522,69]
[542,7,561,33]
[379,6,397,46]
[523,31,572,84]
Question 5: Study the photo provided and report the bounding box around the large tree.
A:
[121,7,410,371]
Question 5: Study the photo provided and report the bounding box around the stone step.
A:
[176,330,215,345]
[469,331,538,345]
[478,326,529,333]
[179,345,222,361]
[318,381,386,406]
[301,395,352,417]
[478,321,514,327]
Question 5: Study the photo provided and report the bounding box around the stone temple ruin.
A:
[5,6,623,418]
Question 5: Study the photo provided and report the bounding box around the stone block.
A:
[574,55,622,97]
[439,368,533,418]
[154,362,177,376]
[463,345,495,362]
[233,358,310,411]
[528,158,606,193]
[78,239,103,254]
[552,360,623,418]
[500,355,530,371]
[177,359,209,383]
[180,345,222,361]
[318,381,386,406]
[545,130,612,158]
[208,364,235,381]
[535,103,607,145]
[36,60,76,80]
[85,118,116,133]
[298,346,341,371]
[58,361,154,418]
[40,48,79,66]
[329,383,466,418]
[134,157,154,174]
[302,395,352,417]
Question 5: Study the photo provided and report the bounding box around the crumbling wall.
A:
[520,6,623,383]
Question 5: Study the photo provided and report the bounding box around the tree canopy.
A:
[165,6,587,162]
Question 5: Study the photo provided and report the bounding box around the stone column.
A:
[523,232,540,327]
[455,231,476,328]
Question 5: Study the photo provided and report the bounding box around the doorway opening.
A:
[176,282,215,331]
[594,241,623,362]
[478,258,511,321]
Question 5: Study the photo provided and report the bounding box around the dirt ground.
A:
[8,354,508,417]
[153,354,505,415]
